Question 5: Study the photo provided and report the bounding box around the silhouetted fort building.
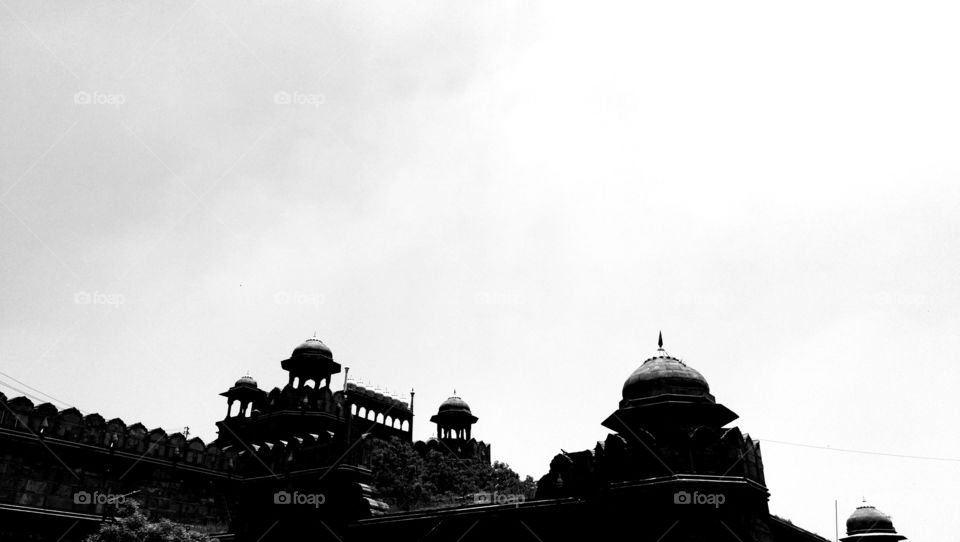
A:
[0,333,901,541]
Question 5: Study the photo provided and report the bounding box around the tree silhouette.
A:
[370,437,537,511]
[84,499,212,542]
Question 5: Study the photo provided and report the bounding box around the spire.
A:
[658,331,664,350]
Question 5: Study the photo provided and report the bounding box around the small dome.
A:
[847,504,898,535]
[438,396,471,414]
[235,375,258,388]
[291,337,333,360]
[622,348,710,402]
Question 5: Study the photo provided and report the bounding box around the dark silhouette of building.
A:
[349,335,821,542]
[841,501,907,542]
[0,332,899,542]
[216,337,413,449]
[0,336,408,540]
[413,394,490,463]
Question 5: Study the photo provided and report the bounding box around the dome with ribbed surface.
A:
[438,396,471,414]
[622,348,710,402]
[847,504,897,535]
[234,375,258,388]
[291,337,333,360]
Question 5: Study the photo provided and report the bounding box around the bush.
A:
[370,437,537,511]
[84,499,212,542]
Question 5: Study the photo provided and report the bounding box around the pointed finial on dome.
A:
[658,331,664,350]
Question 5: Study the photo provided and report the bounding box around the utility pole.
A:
[834,499,839,542]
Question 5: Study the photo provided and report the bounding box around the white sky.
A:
[2,1,959,540]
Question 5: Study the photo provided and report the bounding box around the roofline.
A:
[770,515,833,542]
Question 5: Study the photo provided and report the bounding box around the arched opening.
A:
[358,407,366,419]
[351,404,357,416]
[367,410,375,421]
[402,420,409,432]
[385,416,393,427]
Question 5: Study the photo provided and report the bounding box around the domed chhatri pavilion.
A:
[841,502,907,542]
[432,394,477,439]
[412,393,491,463]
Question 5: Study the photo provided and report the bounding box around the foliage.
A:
[84,499,212,542]
[369,437,538,511]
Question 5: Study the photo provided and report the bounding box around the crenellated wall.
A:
[0,391,385,540]
[345,384,410,428]
[0,394,239,471]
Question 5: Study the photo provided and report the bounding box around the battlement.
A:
[345,382,410,412]
[0,393,237,470]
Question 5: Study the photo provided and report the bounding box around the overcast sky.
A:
[2,1,959,540]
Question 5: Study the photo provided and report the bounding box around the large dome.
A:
[234,375,258,388]
[438,396,472,414]
[602,334,737,433]
[291,337,334,360]
[847,504,897,535]
[622,348,710,402]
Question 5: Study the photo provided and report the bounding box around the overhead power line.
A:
[758,438,960,463]
[0,378,70,409]
[0,369,75,408]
